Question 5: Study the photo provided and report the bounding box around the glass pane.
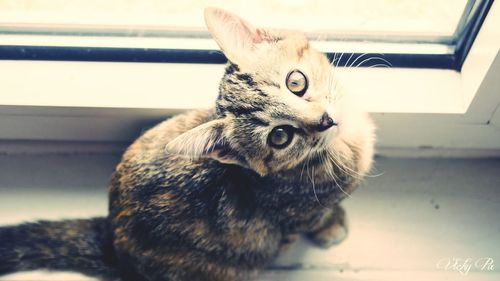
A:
[0,0,469,41]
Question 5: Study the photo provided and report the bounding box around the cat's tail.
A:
[0,217,122,280]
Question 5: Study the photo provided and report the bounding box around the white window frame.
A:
[0,2,499,155]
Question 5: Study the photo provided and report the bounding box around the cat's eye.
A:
[286,70,308,97]
[268,125,295,149]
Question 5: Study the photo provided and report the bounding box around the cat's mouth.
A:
[311,124,339,151]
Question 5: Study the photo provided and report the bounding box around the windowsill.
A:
[0,60,463,114]
[1,154,499,280]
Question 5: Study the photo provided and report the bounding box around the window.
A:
[0,0,494,69]
[0,0,498,150]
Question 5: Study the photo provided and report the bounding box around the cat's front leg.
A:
[307,204,348,248]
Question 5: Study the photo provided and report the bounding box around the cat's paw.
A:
[307,222,348,248]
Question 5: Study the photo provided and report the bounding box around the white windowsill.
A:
[0,60,463,114]
[1,155,499,280]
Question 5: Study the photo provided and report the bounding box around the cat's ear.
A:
[204,7,265,64]
[166,119,243,165]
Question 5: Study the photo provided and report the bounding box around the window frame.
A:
[0,0,498,155]
[0,0,494,70]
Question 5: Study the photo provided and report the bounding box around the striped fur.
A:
[0,8,375,281]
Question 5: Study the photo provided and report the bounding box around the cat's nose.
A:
[317,112,337,132]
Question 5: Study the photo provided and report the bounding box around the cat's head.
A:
[168,8,356,176]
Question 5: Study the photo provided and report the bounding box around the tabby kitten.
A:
[0,7,375,281]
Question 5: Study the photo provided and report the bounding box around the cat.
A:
[0,7,375,281]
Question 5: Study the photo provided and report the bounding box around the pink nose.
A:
[317,112,337,132]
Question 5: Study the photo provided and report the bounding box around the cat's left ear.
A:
[204,7,266,65]
[166,119,244,165]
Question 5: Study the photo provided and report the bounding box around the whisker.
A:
[337,52,345,69]
[327,148,381,179]
[331,52,339,68]
[364,163,386,178]
[330,57,340,67]
[326,149,364,180]
[343,53,355,68]
[354,56,393,68]
[364,171,385,178]
[305,149,329,209]
[328,53,339,93]
[347,53,370,69]
[321,151,352,199]
[337,183,352,198]
[310,165,328,208]
[366,64,392,69]
[300,158,307,181]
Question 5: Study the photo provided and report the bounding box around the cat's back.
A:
[108,107,227,228]
[114,108,219,186]
[124,107,215,164]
